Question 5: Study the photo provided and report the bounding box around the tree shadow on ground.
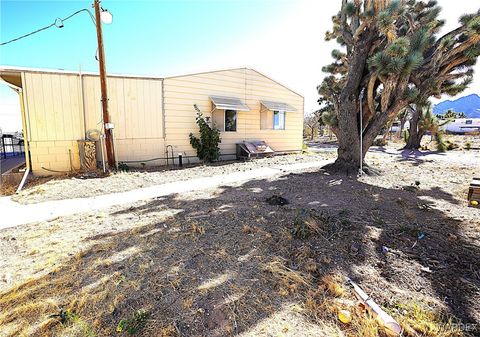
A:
[0,168,479,336]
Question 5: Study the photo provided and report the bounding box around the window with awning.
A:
[260,100,295,130]
[260,100,296,113]
[210,96,250,111]
[210,96,249,132]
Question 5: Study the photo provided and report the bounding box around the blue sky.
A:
[1,0,479,132]
[0,0,303,131]
[0,0,294,74]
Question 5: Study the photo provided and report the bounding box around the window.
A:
[273,110,285,130]
[466,119,473,125]
[225,110,237,132]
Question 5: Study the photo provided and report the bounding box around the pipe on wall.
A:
[16,168,29,193]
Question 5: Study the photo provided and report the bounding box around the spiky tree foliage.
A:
[318,0,480,173]
[444,109,458,119]
[457,111,467,118]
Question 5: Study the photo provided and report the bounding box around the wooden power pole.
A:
[93,0,116,168]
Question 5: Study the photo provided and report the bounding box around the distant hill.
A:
[433,94,480,118]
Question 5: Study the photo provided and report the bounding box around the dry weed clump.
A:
[390,301,464,337]
[291,209,350,240]
[304,274,390,337]
[262,259,312,287]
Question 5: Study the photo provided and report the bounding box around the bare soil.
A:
[0,150,479,337]
[11,153,334,204]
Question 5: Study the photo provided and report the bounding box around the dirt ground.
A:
[9,153,335,204]
[0,149,479,337]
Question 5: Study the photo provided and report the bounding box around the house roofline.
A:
[0,65,303,98]
[0,65,164,80]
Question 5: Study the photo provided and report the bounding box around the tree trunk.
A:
[325,99,364,174]
[323,29,379,174]
[399,119,406,138]
[404,108,424,149]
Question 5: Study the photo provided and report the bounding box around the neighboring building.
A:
[440,118,480,134]
[0,66,303,176]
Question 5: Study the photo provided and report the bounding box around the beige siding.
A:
[81,75,164,166]
[163,68,303,158]
[22,72,165,175]
[19,67,302,175]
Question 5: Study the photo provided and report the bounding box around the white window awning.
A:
[261,100,296,112]
[210,95,250,111]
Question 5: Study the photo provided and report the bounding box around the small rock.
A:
[403,185,418,192]
[320,256,331,264]
[448,233,458,241]
[350,242,360,255]
[265,195,289,206]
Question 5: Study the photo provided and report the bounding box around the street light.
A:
[100,8,113,24]
[56,3,115,169]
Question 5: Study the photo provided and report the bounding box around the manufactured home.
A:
[0,66,304,176]
[441,118,480,134]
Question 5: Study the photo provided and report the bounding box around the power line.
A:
[1,9,95,46]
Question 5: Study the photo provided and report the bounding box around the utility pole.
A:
[93,0,116,168]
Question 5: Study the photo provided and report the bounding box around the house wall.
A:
[81,75,164,166]
[22,71,164,175]
[18,67,303,175]
[163,68,304,161]
[22,72,84,174]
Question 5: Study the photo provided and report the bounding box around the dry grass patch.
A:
[391,301,464,337]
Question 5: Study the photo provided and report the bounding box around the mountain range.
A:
[433,94,480,118]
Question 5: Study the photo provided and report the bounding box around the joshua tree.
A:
[318,0,480,173]
[404,102,448,150]
[457,111,468,118]
[444,109,458,119]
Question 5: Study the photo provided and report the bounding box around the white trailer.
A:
[442,118,480,134]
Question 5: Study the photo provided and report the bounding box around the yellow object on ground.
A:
[338,309,352,324]
[471,200,479,206]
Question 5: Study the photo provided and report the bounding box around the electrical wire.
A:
[1,8,95,46]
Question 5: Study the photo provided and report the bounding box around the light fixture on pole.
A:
[100,8,113,24]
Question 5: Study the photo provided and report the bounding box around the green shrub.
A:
[465,142,472,150]
[302,142,308,152]
[116,310,149,335]
[118,162,130,172]
[435,132,447,152]
[373,138,387,146]
[447,142,459,151]
[189,106,221,163]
